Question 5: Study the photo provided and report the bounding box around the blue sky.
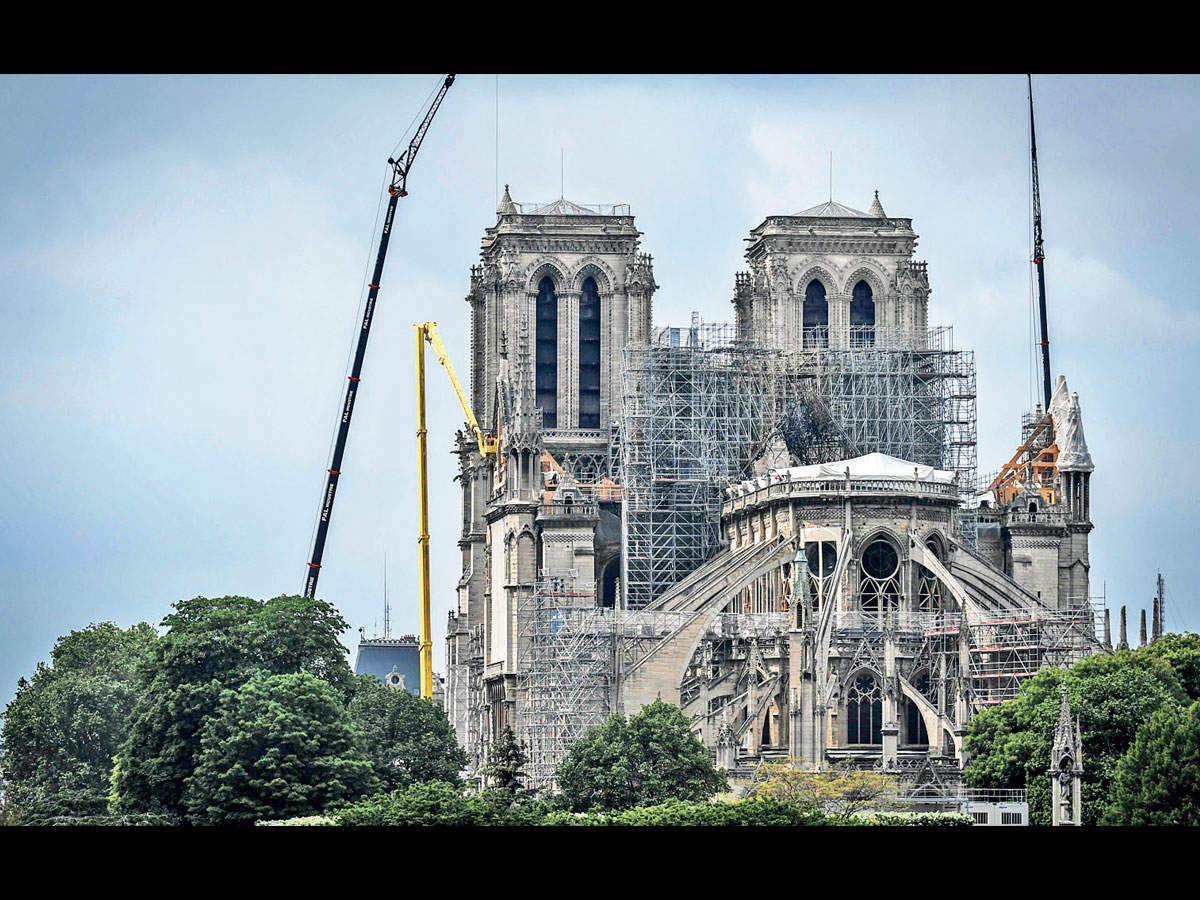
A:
[2,74,1197,702]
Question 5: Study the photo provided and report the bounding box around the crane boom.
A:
[1029,74,1053,412]
[304,74,456,600]
[420,321,496,459]
[413,320,495,698]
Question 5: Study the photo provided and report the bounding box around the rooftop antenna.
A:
[1028,74,1053,411]
[828,151,833,201]
[495,74,500,205]
[561,146,565,199]
[1156,571,1166,635]
[383,551,391,639]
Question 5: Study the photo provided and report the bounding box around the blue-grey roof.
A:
[354,637,420,695]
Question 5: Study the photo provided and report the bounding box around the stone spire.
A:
[1103,607,1111,650]
[496,183,516,216]
[1050,684,1084,826]
[868,189,886,218]
[1117,605,1129,651]
[1153,593,1163,644]
[1052,685,1075,757]
[1139,608,1148,648]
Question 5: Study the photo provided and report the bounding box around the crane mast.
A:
[1029,74,1053,412]
[414,321,495,698]
[304,74,455,600]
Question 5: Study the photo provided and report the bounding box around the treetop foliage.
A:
[324,781,971,827]
[1104,699,1200,825]
[554,699,728,812]
[184,671,376,825]
[347,674,467,792]
[745,760,899,818]
[111,594,353,819]
[1,622,158,825]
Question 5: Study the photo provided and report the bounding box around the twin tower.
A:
[468,189,932,438]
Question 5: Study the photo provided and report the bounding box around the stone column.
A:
[881,631,899,770]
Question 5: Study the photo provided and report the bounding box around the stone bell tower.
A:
[734,193,930,351]
[469,186,655,440]
[446,188,656,765]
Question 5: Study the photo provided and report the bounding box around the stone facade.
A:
[444,191,1102,789]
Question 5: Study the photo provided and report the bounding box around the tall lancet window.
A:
[536,276,558,428]
[803,279,828,348]
[850,280,875,347]
[579,276,601,429]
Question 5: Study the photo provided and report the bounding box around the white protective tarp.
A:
[1049,375,1094,472]
[732,452,957,495]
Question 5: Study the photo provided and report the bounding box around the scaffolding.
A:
[964,606,1101,706]
[517,572,611,788]
[617,317,978,609]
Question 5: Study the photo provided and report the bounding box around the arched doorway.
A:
[599,556,620,609]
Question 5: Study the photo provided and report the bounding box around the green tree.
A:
[964,650,1186,825]
[111,594,352,819]
[184,672,376,825]
[555,700,728,812]
[485,725,528,794]
[1103,699,1200,825]
[1,622,157,824]
[1142,632,1200,701]
[347,675,467,791]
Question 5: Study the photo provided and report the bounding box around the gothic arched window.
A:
[860,538,901,615]
[904,696,929,746]
[803,280,828,348]
[579,276,601,429]
[846,673,882,745]
[850,280,875,347]
[918,537,944,612]
[536,276,558,428]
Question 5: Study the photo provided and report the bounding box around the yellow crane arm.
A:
[411,321,495,701]
[418,321,496,459]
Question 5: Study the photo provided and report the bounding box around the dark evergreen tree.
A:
[485,724,528,793]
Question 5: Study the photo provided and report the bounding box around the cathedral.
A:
[444,188,1103,792]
